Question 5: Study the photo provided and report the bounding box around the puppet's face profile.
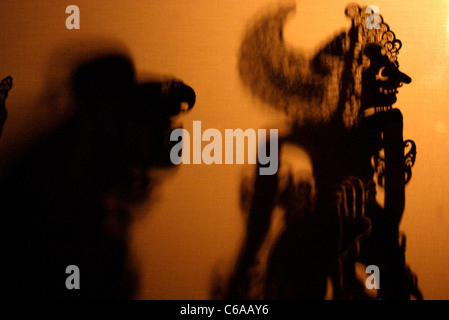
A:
[361,44,411,111]
[72,54,196,169]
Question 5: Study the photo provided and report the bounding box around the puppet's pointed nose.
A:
[398,71,411,85]
[167,80,196,112]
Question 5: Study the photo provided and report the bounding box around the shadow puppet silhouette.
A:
[0,53,195,299]
[222,4,422,300]
[0,76,12,137]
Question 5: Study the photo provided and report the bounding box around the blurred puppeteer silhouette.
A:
[0,53,195,299]
[222,3,422,300]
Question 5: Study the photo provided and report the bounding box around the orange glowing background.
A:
[0,0,448,299]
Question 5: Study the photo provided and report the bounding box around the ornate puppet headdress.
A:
[345,3,402,64]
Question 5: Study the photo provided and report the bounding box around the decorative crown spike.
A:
[345,3,402,63]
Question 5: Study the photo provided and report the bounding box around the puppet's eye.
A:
[375,67,389,82]
[180,102,189,112]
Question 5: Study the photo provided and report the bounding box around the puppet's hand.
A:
[334,177,372,254]
[0,76,13,96]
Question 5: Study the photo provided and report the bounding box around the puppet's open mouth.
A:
[363,86,401,117]
[161,80,196,116]
[379,87,398,95]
